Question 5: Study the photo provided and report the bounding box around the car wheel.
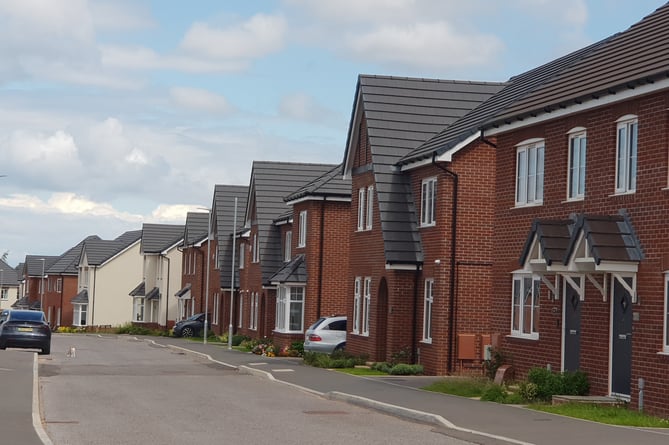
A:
[334,343,346,352]
[39,344,51,355]
[181,326,194,338]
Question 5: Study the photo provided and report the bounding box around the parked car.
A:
[0,310,51,355]
[304,315,347,354]
[172,313,206,338]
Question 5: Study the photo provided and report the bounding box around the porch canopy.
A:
[518,212,643,301]
[71,289,88,304]
[269,254,306,285]
[128,281,160,300]
[174,283,192,299]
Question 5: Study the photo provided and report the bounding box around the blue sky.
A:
[0,0,664,267]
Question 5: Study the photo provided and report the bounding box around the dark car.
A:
[0,310,51,355]
[172,313,206,338]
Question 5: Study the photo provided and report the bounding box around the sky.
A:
[0,0,664,267]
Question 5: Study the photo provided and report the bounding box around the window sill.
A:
[507,333,539,341]
[420,339,432,344]
[657,351,669,356]
[273,330,303,335]
[562,197,584,204]
[512,202,543,210]
[609,190,635,197]
[352,332,369,337]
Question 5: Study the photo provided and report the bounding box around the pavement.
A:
[146,337,669,445]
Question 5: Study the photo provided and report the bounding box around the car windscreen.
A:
[307,318,326,331]
[8,311,45,322]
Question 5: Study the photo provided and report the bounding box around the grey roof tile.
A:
[269,254,306,284]
[0,259,19,286]
[24,255,59,277]
[71,289,88,304]
[140,224,184,254]
[213,184,249,289]
[284,163,351,203]
[249,161,336,284]
[184,212,209,246]
[48,235,100,275]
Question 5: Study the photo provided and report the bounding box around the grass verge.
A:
[531,403,669,428]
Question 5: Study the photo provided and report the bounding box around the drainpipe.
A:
[432,152,459,374]
[317,198,326,317]
[198,248,206,313]
[412,264,420,365]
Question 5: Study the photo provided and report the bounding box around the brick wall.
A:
[492,90,669,417]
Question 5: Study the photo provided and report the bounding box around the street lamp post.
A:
[203,209,211,345]
[40,258,45,312]
[0,268,4,301]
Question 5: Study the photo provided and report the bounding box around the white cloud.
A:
[149,204,199,222]
[89,0,154,31]
[179,14,287,60]
[278,92,340,125]
[170,87,232,113]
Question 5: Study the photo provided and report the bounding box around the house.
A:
[270,164,352,350]
[237,161,340,341]
[480,3,669,417]
[212,184,248,336]
[176,211,209,321]
[43,235,100,327]
[15,255,59,310]
[76,230,142,327]
[0,259,20,310]
[130,224,183,329]
[341,75,505,371]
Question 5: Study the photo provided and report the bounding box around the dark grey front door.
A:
[564,278,581,372]
[611,277,633,397]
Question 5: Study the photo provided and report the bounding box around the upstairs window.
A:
[616,115,638,194]
[284,231,292,262]
[516,140,545,206]
[252,234,259,263]
[568,129,587,200]
[421,177,437,226]
[357,188,365,231]
[298,211,307,247]
[366,186,374,230]
[238,243,245,269]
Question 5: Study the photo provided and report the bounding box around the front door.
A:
[563,277,582,372]
[611,277,633,397]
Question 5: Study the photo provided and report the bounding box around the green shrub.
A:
[232,334,250,346]
[562,371,590,396]
[290,341,304,356]
[483,347,509,380]
[519,381,540,402]
[526,367,590,401]
[371,362,392,373]
[389,363,424,375]
[390,346,413,365]
[303,350,366,368]
[481,384,507,402]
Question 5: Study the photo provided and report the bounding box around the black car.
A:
[0,310,51,355]
[172,313,206,338]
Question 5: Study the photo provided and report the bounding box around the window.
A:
[298,211,307,247]
[239,243,245,269]
[0,287,7,300]
[422,279,434,342]
[133,297,145,322]
[362,277,371,336]
[357,188,365,231]
[421,177,437,226]
[214,249,219,270]
[80,266,89,289]
[275,286,304,332]
[664,273,669,353]
[616,116,638,194]
[568,130,587,200]
[284,231,292,262]
[515,140,545,206]
[237,293,243,328]
[56,278,62,293]
[250,292,258,330]
[353,277,361,334]
[213,292,220,325]
[252,234,259,263]
[511,274,540,338]
[73,303,88,326]
[366,186,374,230]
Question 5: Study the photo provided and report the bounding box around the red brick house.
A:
[176,211,209,321]
[483,4,669,417]
[270,164,351,350]
[236,161,339,343]
[342,75,504,372]
[16,255,58,312]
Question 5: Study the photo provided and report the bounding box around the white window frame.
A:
[357,188,365,231]
[353,277,361,334]
[250,292,258,330]
[511,274,540,339]
[252,234,259,263]
[275,286,305,333]
[133,297,145,322]
[213,292,220,325]
[615,115,638,194]
[515,139,545,206]
[284,231,292,262]
[0,287,7,300]
[56,278,62,293]
[567,128,587,200]
[239,243,245,269]
[664,273,669,353]
[237,293,243,328]
[366,186,374,230]
[422,279,434,343]
[362,277,371,336]
[298,211,307,247]
[73,303,88,326]
[421,177,437,227]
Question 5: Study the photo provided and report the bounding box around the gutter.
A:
[431,152,459,374]
[91,266,97,326]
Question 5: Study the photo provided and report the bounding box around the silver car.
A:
[304,316,347,354]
